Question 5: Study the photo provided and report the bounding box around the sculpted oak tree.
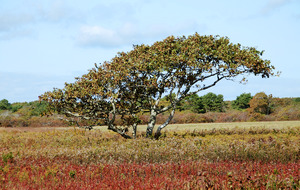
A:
[40,33,276,139]
[110,34,276,138]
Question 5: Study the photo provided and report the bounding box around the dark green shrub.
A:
[2,152,13,163]
[0,99,11,110]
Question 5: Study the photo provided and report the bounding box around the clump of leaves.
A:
[2,152,13,164]
[69,170,76,178]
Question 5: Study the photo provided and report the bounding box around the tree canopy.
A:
[248,92,273,115]
[177,94,204,113]
[232,93,252,110]
[39,33,276,139]
[0,99,11,110]
[201,93,226,112]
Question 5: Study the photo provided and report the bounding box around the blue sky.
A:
[0,0,299,103]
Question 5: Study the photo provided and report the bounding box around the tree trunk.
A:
[132,123,137,139]
[154,107,175,139]
[108,124,132,139]
[146,109,157,138]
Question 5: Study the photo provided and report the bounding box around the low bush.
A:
[0,115,68,128]
[1,159,298,189]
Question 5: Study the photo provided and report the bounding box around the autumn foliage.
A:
[39,33,276,138]
[0,127,299,189]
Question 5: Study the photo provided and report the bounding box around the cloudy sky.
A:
[0,0,299,103]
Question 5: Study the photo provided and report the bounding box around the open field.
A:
[130,120,300,132]
[1,120,299,133]
[0,121,299,189]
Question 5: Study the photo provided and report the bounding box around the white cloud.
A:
[261,0,292,15]
[77,21,204,48]
[0,1,79,40]
[36,0,80,23]
[0,13,34,31]
[78,25,124,47]
[77,22,144,48]
[0,13,36,40]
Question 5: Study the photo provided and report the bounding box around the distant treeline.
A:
[0,92,299,127]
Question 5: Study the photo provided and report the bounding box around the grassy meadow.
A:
[128,120,300,132]
[0,121,299,189]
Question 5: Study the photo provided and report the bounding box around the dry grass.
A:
[1,121,299,189]
[157,120,300,131]
[93,120,300,134]
[1,123,299,164]
[1,120,299,134]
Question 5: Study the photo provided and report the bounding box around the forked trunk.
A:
[146,109,157,138]
[154,107,175,139]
